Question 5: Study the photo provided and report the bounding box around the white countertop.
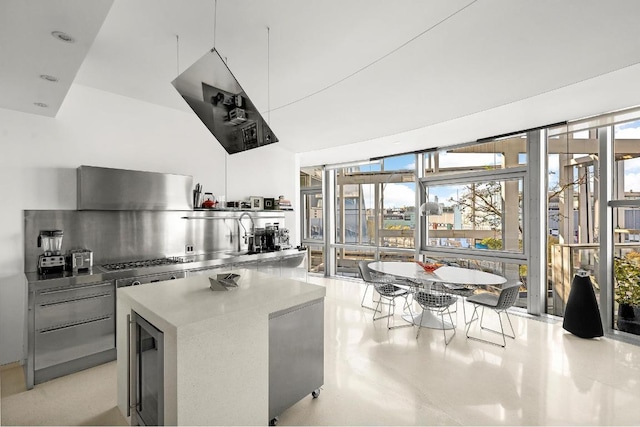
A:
[117,268,326,337]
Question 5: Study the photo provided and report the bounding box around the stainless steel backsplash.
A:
[77,166,193,211]
[24,210,287,272]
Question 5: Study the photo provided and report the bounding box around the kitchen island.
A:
[116,268,326,426]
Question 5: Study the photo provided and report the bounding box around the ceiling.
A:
[3,0,640,165]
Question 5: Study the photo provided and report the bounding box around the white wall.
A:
[0,84,298,365]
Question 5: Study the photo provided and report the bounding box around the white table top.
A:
[367,261,506,286]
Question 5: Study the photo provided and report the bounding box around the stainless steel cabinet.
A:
[279,253,308,281]
[35,281,114,331]
[268,298,324,425]
[243,252,307,279]
[27,280,116,388]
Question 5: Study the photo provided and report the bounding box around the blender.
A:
[37,230,65,274]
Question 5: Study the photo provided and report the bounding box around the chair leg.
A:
[387,299,395,329]
[480,310,516,339]
[461,298,469,324]
[497,312,507,347]
[466,307,516,348]
[402,294,412,313]
[373,297,392,321]
[452,297,470,324]
[490,312,516,347]
[416,310,424,339]
[360,283,370,306]
[361,283,381,312]
[466,304,480,326]
[388,296,413,330]
[441,309,456,345]
[502,311,516,339]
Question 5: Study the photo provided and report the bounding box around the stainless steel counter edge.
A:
[26,249,307,290]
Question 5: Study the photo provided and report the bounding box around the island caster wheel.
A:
[311,388,320,398]
[269,416,279,426]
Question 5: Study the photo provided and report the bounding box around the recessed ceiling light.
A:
[51,31,75,43]
[33,102,48,108]
[40,74,58,82]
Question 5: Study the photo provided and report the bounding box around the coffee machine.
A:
[277,227,292,250]
[37,230,65,275]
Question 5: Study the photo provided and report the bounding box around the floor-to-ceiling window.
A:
[546,107,640,344]
[300,105,640,345]
[546,127,600,316]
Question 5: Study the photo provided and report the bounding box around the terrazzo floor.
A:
[2,274,640,425]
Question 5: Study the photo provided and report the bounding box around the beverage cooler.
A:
[131,312,164,426]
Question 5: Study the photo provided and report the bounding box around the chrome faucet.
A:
[237,212,255,252]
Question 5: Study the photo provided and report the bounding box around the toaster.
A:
[66,249,93,273]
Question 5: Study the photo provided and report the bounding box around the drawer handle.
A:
[39,282,112,296]
[39,315,112,334]
[39,292,112,307]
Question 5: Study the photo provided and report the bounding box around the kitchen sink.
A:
[225,250,260,257]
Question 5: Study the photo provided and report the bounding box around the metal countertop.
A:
[26,248,306,290]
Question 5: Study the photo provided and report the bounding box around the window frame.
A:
[419,166,528,262]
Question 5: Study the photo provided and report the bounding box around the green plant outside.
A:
[478,237,528,280]
[614,253,640,306]
[479,237,502,250]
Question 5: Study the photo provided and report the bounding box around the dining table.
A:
[367,261,507,329]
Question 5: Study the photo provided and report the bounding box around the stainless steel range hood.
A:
[77,166,193,210]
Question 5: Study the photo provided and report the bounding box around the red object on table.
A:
[414,260,441,272]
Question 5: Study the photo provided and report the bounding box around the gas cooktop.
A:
[101,257,186,271]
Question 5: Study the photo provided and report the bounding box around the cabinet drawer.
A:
[35,315,115,370]
[36,281,113,305]
[35,283,114,331]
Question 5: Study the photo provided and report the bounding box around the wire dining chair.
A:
[465,280,522,347]
[358,261,413,330]
[413,282,457,345]
[358,261,383,311]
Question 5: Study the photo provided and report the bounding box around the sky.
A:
[358,119,640,209]
[360,153,500,208]
[356,155,413,209]
[615,122,640,192]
